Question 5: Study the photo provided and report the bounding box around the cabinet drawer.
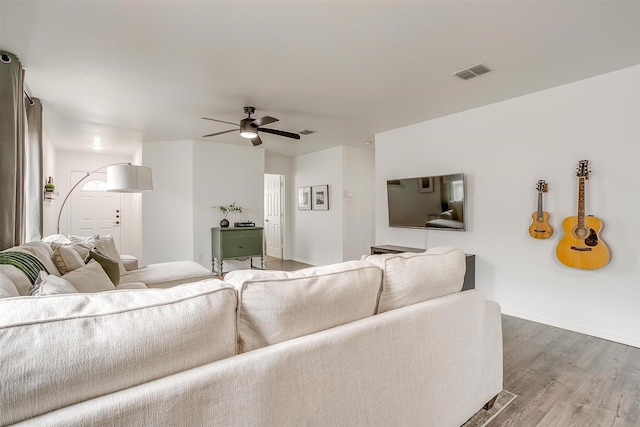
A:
[222,234,262,258]
[222,229,262,239]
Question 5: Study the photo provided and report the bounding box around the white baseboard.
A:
[501,309,640,349]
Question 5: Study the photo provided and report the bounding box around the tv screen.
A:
[386,173,466,231]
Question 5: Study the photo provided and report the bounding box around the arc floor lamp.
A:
[56,163,153,234]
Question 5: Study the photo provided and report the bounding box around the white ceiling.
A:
[1,0,639,157]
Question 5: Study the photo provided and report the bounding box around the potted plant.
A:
[212,202,243,227]
[44,177,55,193]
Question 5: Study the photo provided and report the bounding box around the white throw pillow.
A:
[41,234,71,245]
[0,271,20,299]
[53,245,85,275]
[62,260,116,293]
[30,271,78,296]
[363,247,466,313]
[225,260,383,353]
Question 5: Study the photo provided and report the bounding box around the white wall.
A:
[294,147,344,265]
[142,140,264,269]
[291,145,375,265]
[42,133,57,237]
[192,141,264,271]
[265,155,293,260]
[375,65,640,347]
[342,146,375,260]
[142,141,194,264]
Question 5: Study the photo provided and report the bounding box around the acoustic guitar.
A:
[529,180,553,239]
[555,160,611,270]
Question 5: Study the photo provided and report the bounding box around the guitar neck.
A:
[537,192,543,220]
[577,177,585,227]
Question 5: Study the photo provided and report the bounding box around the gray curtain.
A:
[25,98,43,242]
[0,51,42,250]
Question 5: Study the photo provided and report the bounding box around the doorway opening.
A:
[264,174,285,259]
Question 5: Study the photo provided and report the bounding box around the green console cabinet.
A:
[211,227,264,275]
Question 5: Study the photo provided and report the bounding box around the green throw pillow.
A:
[88,249,120,285]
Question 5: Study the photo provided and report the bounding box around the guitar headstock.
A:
[536,180,548,193]
[576,160,590,180]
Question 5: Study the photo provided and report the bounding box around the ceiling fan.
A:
[202,106,301,146]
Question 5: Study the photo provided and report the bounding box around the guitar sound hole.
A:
[573,227,589,239]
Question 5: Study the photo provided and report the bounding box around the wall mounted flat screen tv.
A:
[386,173,466,231]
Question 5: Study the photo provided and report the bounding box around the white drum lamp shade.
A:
[56,163,154,233]
[106,164,153,192]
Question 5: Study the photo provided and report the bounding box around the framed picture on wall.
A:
[418,177,434,193]
[298,187,311,210]
[312,185,329,210]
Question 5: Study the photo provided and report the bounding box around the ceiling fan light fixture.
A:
[240,118,258,139]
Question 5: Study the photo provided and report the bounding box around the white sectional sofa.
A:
[0,239,215,295]
[0,246,503,426]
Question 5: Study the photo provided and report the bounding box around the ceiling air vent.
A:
[299,129,316,135]
[453,63,492,80]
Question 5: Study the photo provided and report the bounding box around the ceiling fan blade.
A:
[260,127,301,140]
[252,116,278,127]
[251,135,263,146]
[202,129,236,137]
[202,117,239,127]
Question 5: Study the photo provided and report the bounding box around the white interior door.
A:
[70,171,122,251]
[264,174,283,258]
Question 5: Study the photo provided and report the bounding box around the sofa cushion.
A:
[0,271,20,298]
[120,254,139,271]
[115,281,147,290]
[224,260,383,353]
[88,249,121,285]
[120,260,215,288]
[53,245,85,274]
[363,247,466,313]
[30,271,78,296]
[62,260,116,293]
[0,279,237,426]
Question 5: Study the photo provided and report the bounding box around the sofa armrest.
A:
[120,255,139,271]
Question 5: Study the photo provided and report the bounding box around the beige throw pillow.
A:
[53,245,85,275]
[225,260,383,353]
[69,235,126,275]
[0,281,237,426]
[62,260,116,293]
[363,247,466,313]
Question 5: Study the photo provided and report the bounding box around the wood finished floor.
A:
[261,258,640,426]
[263,255,312,272]
[493,315,640,426]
